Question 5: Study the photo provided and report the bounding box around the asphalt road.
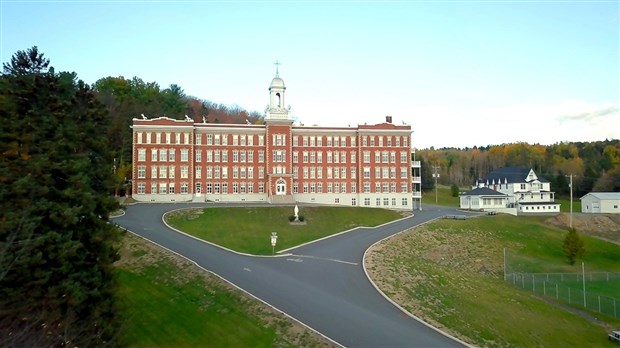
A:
[113,203,471,347]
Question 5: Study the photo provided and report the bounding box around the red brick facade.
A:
[131,75,414,210]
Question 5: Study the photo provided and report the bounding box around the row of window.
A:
[322,197,409,207]
[136,131,410,148]
[138,164,410,182]
[136,181,411,199]
[292,181,408,194]
[518,183,545,190]
[519,193,554,200]
[363,167,409,179]
[138,148,188,162]
[136,132,192,145]
[136,182,190,194]
[138,148,410,165]
[521,205,558,211]
[362,197,409,207]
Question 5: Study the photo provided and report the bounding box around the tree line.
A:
[417,141,620,197]
[92,76,263,194]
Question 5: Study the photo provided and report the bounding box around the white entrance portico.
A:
[276,179,286,195]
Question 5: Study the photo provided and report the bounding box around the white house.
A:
[460,167,560,215]
[460,187,508,211]
[580,192,620,214]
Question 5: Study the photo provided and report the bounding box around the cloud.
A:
[411,101,620,148]
[558,106,619,124]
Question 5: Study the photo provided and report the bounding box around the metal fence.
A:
[506,272,620,319]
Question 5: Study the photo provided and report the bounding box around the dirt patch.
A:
[115,232,337,348]
[545,213,620,244]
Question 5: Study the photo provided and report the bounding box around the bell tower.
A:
[265,61,291,121]
[264,61,294,203]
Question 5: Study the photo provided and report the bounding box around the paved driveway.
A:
[113,203,470,347]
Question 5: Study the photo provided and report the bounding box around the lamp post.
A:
[270,232,278,256]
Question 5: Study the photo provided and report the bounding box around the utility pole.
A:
[566,174,574,228]
[432,165,440,204]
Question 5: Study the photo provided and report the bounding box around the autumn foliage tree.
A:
[417,140,620,197]
[0,47,121,346]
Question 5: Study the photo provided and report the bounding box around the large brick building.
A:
[131,71,421,210]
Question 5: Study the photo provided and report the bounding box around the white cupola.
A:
[265,61,291,121]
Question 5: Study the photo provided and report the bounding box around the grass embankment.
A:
[165,206,404,255]
[116,232,335,347]
[366,214,620,347]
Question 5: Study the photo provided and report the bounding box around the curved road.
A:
[113,203,470,347]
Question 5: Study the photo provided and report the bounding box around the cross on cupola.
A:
[274,60,281,77]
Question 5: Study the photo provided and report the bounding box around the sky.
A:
[1,0,618,149]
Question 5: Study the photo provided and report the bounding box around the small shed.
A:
[580,192,620,214]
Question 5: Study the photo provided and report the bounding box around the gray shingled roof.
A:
[461,187,507,196]
[484,166,550,184]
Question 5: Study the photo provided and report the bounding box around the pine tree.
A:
[0,47,121,347]
[563,227,585,265]
[450,183,460,197]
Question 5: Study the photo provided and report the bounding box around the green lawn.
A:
[556,196,582,213]
[366,214,620,347]
[421,185,460,207]
[165,206,404,255]
[117,233,332,347]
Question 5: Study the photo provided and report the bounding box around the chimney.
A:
[385,115,392,123]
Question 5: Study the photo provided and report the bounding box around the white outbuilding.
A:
[580,192,620,214]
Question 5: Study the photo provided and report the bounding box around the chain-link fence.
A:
[506,272,620,319]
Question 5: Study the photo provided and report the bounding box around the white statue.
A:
[294,204,299,221]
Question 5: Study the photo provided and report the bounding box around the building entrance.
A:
[276,179,286,195]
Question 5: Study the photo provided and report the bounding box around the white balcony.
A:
[412,176,421,183]
[412,191,422,198]
[412,160,421,168]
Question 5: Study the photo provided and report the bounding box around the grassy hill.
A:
[116,232,336,347]
[366,214,620,347]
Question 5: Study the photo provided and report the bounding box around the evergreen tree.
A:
[563,227,585,265]
[0,47,121,347]
[450,183,460,197]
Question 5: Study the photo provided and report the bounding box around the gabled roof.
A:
[580,192,620,201]
[461,187,508,197]
[484,167,549,184]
